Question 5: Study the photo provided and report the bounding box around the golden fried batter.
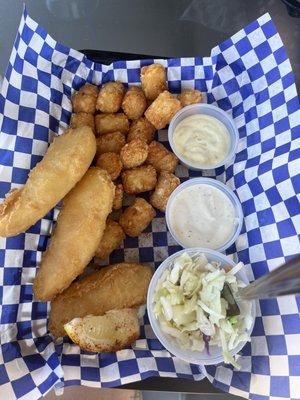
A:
[127,117,156,144]
[113,183,124,210]
[65,309,139,352]
[95,219,125,260]
[0,127,96,237]
[96,81,125,113]
[95,113,129,135]
[119,198,156,237]
[150,171,180,212]
[33,168,115,301]
[70,113,95,133]
[146,141,178,173]
[120,139,148,169]
[178,89,203,107]
[96,131,126,156]
[145,91,181,130]
[122,86,147,120]
[122,165,157,194]
[141,63,167,100]
[72,84,98,114]
[49,262,152,337]
[96,152,123,180]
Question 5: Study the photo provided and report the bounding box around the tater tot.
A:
[96,132,126,156]
[141,64,167,100]
[145,91,181,130]
[95,219,125,260]
[120,139,149,169]
[72,84,98,114]
[113,183,124,210]
[122,86,147,120]
[146,141,178,173]
[127,117,156,144]
[95,113,129,135]
[122,165,157,194]
[96,152,123,180]
[178,89,203,107]
[150,171,180,212]
[70,113,95,133]
[119,198,156,237]
[96,81,125,113]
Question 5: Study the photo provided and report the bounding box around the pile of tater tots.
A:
[70,63,203,261]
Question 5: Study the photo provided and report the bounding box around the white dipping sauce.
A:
[173,114,230,166]
[168,184,235,249]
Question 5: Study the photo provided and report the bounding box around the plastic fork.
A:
[223,254,300,316]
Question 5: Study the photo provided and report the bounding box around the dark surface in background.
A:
[0,0,299,88]
[0,1,299,398]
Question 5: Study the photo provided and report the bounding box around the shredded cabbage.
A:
[153,252,253,369]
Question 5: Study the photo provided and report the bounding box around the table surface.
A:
[1,1,299,398]
[1,0,300,87]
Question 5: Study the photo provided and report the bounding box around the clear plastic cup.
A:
[147,248,256,366]
[165,177,243,253]
[168,103,239,170]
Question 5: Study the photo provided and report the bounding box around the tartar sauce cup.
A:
[147,248,256,366]
[165,178,243,253]
[168,103,239,170]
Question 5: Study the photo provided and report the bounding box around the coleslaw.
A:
[153,252,253,368]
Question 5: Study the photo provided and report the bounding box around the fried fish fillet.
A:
[49,262,152,338]
[0,126,96,237]
[33,168,115,301]
[64,309,139,352]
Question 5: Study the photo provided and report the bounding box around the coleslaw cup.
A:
[147,248,256,366]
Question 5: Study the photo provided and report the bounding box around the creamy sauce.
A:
[173,114,230,166]
[168,184,235,249]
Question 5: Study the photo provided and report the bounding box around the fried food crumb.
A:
[96,131,126,156]
[122,165,157,194]
[178,89,203,107]
[146,141,178,173]
[95,219,125,260]
[96,152,123,180]
[119,198,156,237]
[95,113,129,135]
[70,113,95,133]
[122,86,147,120]
[145,90,181,130]
[141,64,167,100]
[150,171,180,212]
[96,81,125,113]
[120,139,149,169]
[113,183,124,210]
[127,117,156,144]
[72,84,98,114]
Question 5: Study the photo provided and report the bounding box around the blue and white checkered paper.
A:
[0,7,300,400]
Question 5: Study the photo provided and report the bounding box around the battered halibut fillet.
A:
[49,262,152,338]
[0,126,96,237]
[33,168,115,301]
[64,309,140,352]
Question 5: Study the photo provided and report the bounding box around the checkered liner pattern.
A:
[0,7,299,400]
